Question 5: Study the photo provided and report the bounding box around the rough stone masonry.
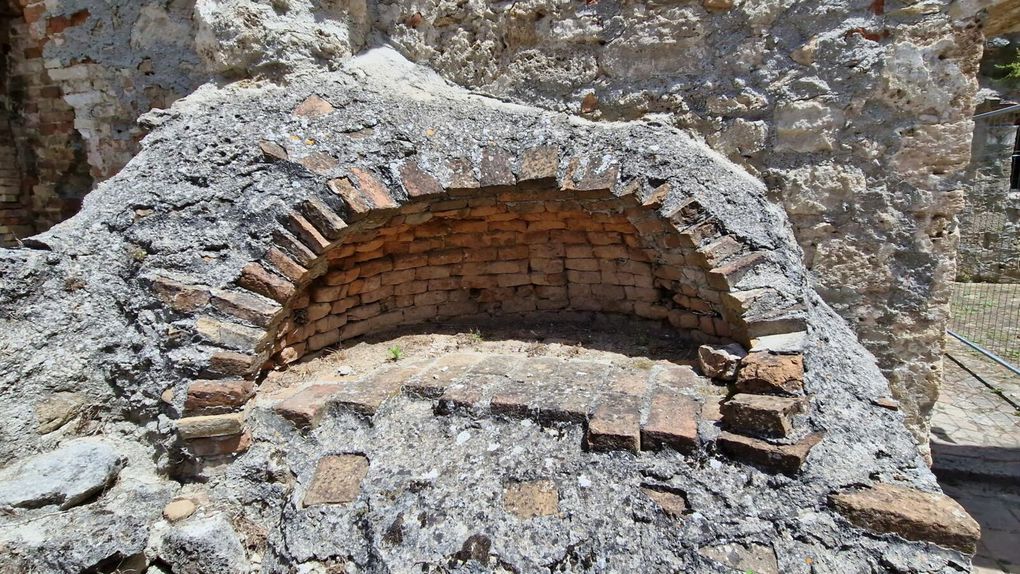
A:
[0,45,984,572]
[0,0,1004,453]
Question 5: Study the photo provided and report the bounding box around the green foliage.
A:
[997,49,1020,79]
[387,345,404,362]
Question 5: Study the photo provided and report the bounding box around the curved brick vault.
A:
[0,52,980,570]
[160,109,812,460]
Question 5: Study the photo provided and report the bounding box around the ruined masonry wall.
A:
[0,0,1001,448]
[0,0,204,243]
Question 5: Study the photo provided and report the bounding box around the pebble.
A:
[164,498,197,522]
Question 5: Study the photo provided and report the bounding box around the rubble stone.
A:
[697,343,747,381]
[735,352,805,395]
[830,483,981,554]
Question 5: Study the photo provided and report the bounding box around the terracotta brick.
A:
[527,220,566,232]
[491,220,528,233]
[312,285,345,303]
[641,392,699,453]
[211,289,281,327]
[483,260,525,274]
[451,220,487,233]
[400,161,444,198]
[415,265,451,280]
[360,257,394,277]
[204,351,259,378]
[566,270,601,284]
[565,244,594,258]
[349,302,382,321]
[238,262,295,304]
[587,394,641,453]
[266,247,308,283]
[188,430,252,457]
[274,384,341,428]
[332,296,359,314]
[428,278,461,290]
[325,268,361,286]
[308,329,341,351]
[185,380,254,415]
[717,431,823,475]
[148,274,210,313]
[394,281,428,296]
[530,258,564,274]
[519,146,560,182]
[530,243,565,258]
[565,258,599,272]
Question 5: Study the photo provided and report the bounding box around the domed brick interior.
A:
[270,184,738,367]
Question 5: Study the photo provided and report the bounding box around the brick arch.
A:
[166,144,807,458]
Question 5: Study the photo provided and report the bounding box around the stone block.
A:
[503,480,559,518]
[479,147,515,187]
[698,343,747,381]
[720,394,804,438]
[519,146,560,182]
[177,413,245,440]
[303,454,369,507]
[830,483,980,554]
[735,352,804,395]
[717,431,823,475]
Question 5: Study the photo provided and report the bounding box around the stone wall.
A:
[0,0,203,244]
[367,0,988,447]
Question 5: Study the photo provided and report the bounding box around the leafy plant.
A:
[387,345,404,362]
[997,49,1020,79]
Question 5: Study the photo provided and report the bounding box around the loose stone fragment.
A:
[698,543,778,574]
[163,498,197,522]
[717,431,822,475]
[587,394,641,453]
[303,454,370,507]
[721,393,804,438]
[0,439,124,510]
[293,94,335,118]
[697,343,747,381]
[35,391,85,434]
[154,514,250,574]
[735,352,804,395]
[830,483,981,554]
[502,480,559,518]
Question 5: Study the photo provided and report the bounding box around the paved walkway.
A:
[933,338,1020,573]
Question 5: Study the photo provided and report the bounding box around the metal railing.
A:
[949,106,1020,375]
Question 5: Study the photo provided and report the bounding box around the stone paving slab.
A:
[933,340,1020,573]
[932,339,1020,482]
